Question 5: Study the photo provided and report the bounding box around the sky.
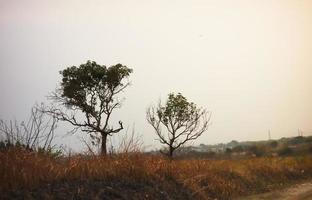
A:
[0,0,312,151]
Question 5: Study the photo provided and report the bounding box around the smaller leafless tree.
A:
[146,93,211,158]
[0,104,57,152]
[81,126,143,155]
[114,126,143,154]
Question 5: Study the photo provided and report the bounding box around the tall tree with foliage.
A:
[46,60,132,155]
[146,93,211,158]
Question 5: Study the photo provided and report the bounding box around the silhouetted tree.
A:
[146,93,211,158]
[45,61,132,155]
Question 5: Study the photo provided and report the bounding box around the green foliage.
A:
[51,60,132,155]
[60,61,132,114]
[156,93,198,127]
[147,92,210,157]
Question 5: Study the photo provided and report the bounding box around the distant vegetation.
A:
[169,136,312,159]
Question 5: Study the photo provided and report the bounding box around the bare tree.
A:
[146,93,211,158]
[114,126,143,154]
[0,104,57,152]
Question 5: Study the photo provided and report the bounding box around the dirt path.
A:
[236,182,312,200]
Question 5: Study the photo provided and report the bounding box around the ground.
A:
[237,181,312,200]
[2,178,193,200]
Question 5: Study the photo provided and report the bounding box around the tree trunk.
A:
[169,146,174,158]
[101,133,107,155]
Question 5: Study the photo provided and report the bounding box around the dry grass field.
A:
[1,148,312,200]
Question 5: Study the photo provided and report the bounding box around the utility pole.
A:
[298,129,303,137]
[268,129,271,140]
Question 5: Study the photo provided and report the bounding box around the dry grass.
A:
[1,148,312,199]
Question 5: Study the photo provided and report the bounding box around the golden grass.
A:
[1,148,312,199]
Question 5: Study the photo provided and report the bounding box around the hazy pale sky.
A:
[1,0,312,151]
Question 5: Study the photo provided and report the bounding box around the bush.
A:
[247,145,265,157]
[288,136,305,145]
[225,148,232,154]
[232,145,244,152]
[270,141,278,148]
[278,146,293,156]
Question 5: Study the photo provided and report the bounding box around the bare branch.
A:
[0,104,58,152]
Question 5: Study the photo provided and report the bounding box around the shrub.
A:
[247,145,265,157]
[270,141,278,148]
[278,146,293,156]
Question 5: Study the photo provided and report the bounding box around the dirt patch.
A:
[236,181,312,200]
